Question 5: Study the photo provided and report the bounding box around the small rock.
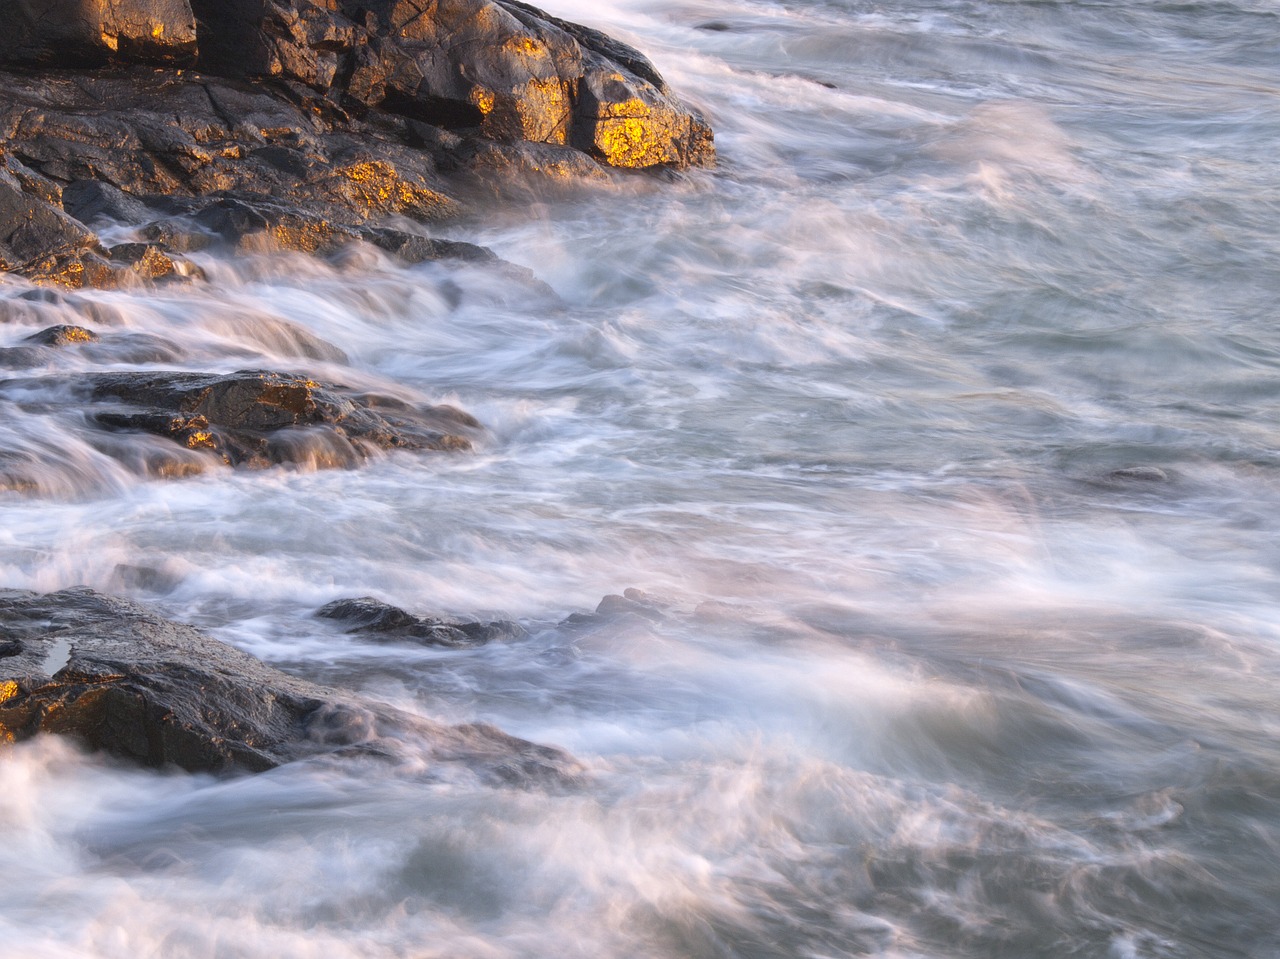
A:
[318,596,525,648]
[318,597,420,633]
[0,587,575,779]
[23,325,100,347]
[1107,466,1169,483]
[0,167,99,279]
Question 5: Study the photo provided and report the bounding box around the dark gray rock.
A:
[185,0,712,170]
[318,596,525,648]
[0,0,198,68]
[189,0,361,93]
[84,369,479,468]
[0,586,577,780]
[61,180,154,226]
[0,159,99,281]
[0,0,714,283]
[24,325,100,347]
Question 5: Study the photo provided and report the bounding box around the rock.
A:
[594,589,666,622]
[61,180,154,226]
[1107,466,1169,483]
[1,324,102,368]
[105,242,194,281]
[0,0,198,68]
[185,0,713,170]
[0,587,576,780]
[0,161,99,281]
[560,588,669,630]
[189,195,360,254]
[318,596,525,648]
[189,0,362,92]
[573,57,715,169]
[440,138,611,200]
[84,369,479,468]
[0,0,715,283]
[359,225,494,264]
[24,325,100,347]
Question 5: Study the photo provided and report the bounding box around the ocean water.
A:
[3,0,1280,956]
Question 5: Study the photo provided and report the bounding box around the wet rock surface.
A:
[0,368,480,486]
[0,587,578,780]
[0,0,199,69]
[82,369,480,467]
[0,0,713,285]
[318,596,526,648]
[0,1,712,784]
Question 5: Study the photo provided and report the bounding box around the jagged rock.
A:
[106,242,195,281]
[188,195,360,253]
[0,161,99,280]
[84,369,479,468]
[439,138,611,200]
[360,225,495,264]
[0,587,577,780]
[189,0,361,92]
[0,0,714,283]
[0,71,457,224]
[0,0,198,68]
[186,0,712,170]
[318,596,525,648]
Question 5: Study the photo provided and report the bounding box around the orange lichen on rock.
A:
[332,161,454,220]
[270,219,340,254]
[470,87,497,116]
[577,67,715,170]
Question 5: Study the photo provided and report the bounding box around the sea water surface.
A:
[3,0,1280,956]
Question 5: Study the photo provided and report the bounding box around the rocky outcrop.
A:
[0,587,577,780]
[186,0,713,168]
[0,0,712,284]
[0,0,198,68]
[318,596,525,647]
[0,158,99,282]
[84,369,479,467]
[0,368,480,482]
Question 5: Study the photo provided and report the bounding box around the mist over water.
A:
[4,0,1280,956]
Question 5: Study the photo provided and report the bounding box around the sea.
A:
[2,0,1279,955]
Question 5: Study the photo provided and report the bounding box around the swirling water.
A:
[3,0,1280,956]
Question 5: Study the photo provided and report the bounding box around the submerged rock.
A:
[0,587,576,780]
[318,596,525,647]
[561,587,669,629]
[85,369,479,468]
